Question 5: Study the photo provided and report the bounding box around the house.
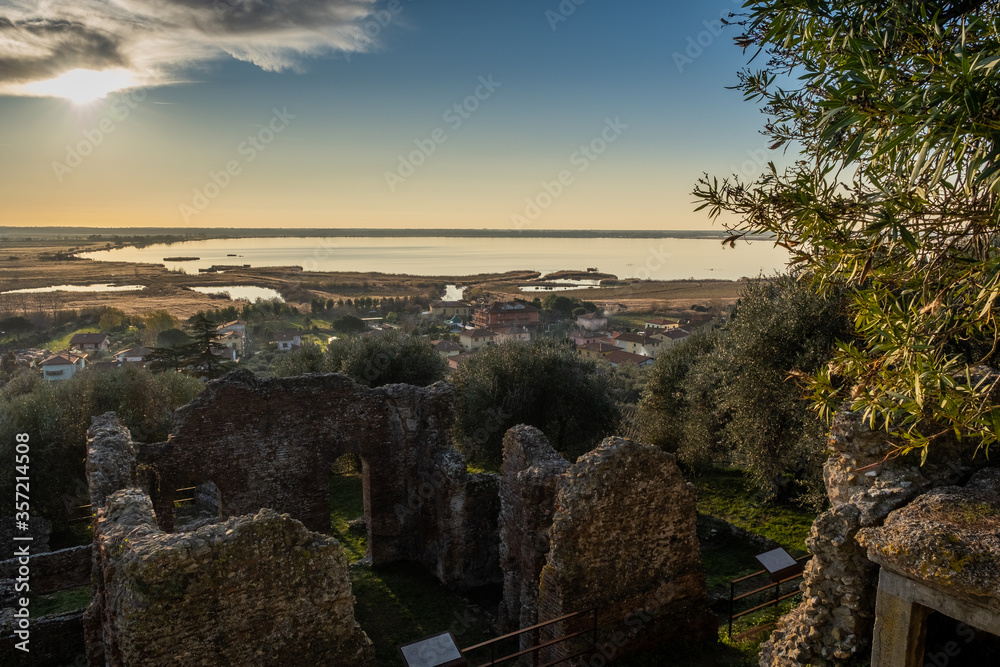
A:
[113,347,152,365]
[361,317,385,329]
[568,330,608,347]
[604,350,655,368]
[69,332,109,352]
[431,340,464,359]
[40,352,86,381]
[493,325,532,344]
[218,330,245,355]
[644,318,678,330]
[459,328,497,351]
[613,332,664,358]
[473,302,540,329]
[448,352,475,371]
[271,331,302,352]
[577,341,618,360]
[446,314,465,333]
[430,301,472,319]
[216,320,247,335]
[653,328,692,349]
[576,311,608,332]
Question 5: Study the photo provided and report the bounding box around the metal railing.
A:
[728,554,811,638]
[68,486,198,524]
[462,608,599,667]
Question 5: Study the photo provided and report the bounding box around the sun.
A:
[24,69,137,104]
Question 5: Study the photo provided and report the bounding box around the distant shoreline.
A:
[0,226,774,242]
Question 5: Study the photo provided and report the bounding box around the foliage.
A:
[0,366,203,543]
[695,1,1000,460]
[155,327,190,348]
[185,314,233,379]
[338,332,446,387]
[450,339,619,467]
[270,332,446,388]
[333,315,366,333]
[638,275,848,503]
[1,315,32,337]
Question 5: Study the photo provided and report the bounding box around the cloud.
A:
[0,0,380,95]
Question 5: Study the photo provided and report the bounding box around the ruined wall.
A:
[759,410,976,666]
[0,544,90,596]
[92,490,374,667]
[136,370,498,588]
[497,429,716,663]
[537,437,717,663]
[84,412,374,666]
[499,425,570,634]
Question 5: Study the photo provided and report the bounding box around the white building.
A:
[40,352,86,381]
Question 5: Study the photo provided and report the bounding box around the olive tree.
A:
[696,1,1000,461]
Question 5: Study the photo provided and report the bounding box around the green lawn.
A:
[695,470,814,555]
[43,325,100,352]
[33,585,91,617]
[329,473,497,664]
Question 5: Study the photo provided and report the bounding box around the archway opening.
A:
[329,453,367,562]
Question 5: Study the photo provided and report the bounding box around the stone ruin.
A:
[759,410,999,666]
[5,370,717,665]
[499,425,717,664]
[138,370,499,587]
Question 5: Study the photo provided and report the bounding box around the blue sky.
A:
[0,0,772,230]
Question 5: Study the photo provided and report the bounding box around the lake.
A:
[188,286,285,302]
[76,236,789,281]
[1,283,147,295]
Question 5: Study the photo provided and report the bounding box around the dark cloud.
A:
[0,1,379,94]
[131,0,374,35]
[0,18,127,84]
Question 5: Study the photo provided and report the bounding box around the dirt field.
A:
[0,240,746,319]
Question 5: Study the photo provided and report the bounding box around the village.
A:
[4,291,718,381]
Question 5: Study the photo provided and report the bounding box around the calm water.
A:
[77,236,789,281]
[188,286,285,302]
[1,283,147,295]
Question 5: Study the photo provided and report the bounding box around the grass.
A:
[695,470,815,556]
[43,325,99,352]
[32,585,91,617]
[329,472,367,561]
[329,472,498,664]
[351,563,498,665]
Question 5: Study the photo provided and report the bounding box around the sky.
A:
[0,0,772,231]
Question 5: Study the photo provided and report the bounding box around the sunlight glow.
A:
[23,69,137,104]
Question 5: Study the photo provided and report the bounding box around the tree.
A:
[638,276,849,503]
[0,315,32,339]
[451,340,619,468]
[340,331,446,387]
[0,366,202,544]
[695,1,1000,461]
[185,314,233,379]
[333,315,366,334]
[156,327,191,349]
